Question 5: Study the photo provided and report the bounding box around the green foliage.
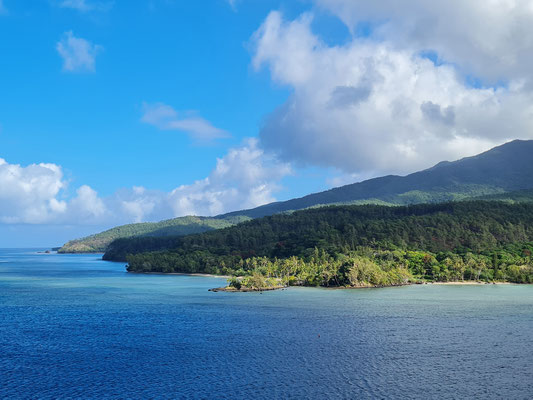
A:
[227,277,242,290]
[121,201,533,286]
[474,189,533,204]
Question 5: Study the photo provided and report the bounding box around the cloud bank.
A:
[0,140,290,225]
[252,7,533,176]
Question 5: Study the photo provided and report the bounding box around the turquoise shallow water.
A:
[1,249,533,399]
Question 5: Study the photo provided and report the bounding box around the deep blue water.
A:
[1,249,533,399]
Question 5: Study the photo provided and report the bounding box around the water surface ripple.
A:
[1,249,532,399]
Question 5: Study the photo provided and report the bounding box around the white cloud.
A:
[315,0,533,85]
[141,102,230,142]
[0,0,7,15]
[0,159,67,224]
[107,186,164,223]
[252,11,533,176]
[58,0,112,12]
[0,140,291,225]
[56,31,102,73]
[68,185,107,222]
[167,138,292,216]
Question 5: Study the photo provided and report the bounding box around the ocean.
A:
[1,249,532,399]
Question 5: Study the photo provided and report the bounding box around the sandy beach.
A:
[128,271,230,279]
[429,281,513,285]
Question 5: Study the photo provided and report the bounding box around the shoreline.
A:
[209,280,525,292]
[209,285,286,292]
[428,281,513,285]
[127,271,230,279]
[126,270,529,289]
[56,251,104,255]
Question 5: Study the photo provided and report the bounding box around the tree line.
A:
[113,201,533,286]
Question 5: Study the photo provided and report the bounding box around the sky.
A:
[2,0,533,246]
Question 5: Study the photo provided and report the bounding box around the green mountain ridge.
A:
[60,139,533,253]
[219,139,533,218]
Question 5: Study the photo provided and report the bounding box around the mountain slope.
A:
[474,189,533,203]
[58,215,250,253]
[61,139,533,253]
[220,139,533,218]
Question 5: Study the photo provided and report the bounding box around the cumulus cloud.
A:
[0,140,290,225]
[420,101,455,126]
[68,185,107,222]
[56,31,102,73]
[315,0,533,85]
[167,138,291,216]
[142,102,230,142]
[328,85,372,109]
[106,186,165,224]
[252,11,533,176]
[0,159,67,224]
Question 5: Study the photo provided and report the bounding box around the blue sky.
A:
[1,1,298,194]
[1,0,532,246]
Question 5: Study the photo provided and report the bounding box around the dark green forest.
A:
[109,201,533,287]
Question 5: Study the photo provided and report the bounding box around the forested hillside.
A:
[108,201,533,286]
[475,189,533,203]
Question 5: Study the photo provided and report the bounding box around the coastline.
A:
[209,285,286,292]
[428,281,513,285]
[127,272,527,291]
[56,251,104,254]
[127,271,230,279]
